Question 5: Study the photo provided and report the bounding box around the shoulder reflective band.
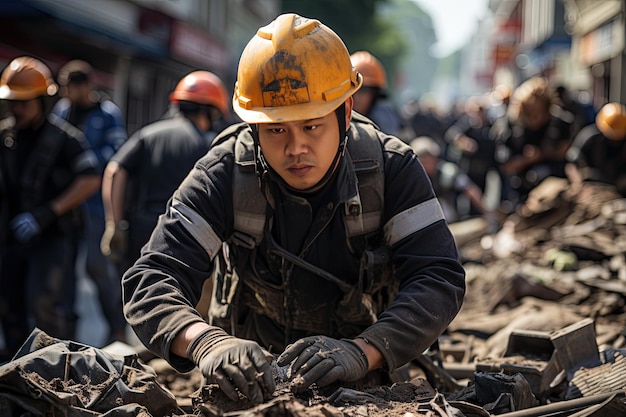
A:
[383,197,445,247]
[171,199,222,260]
[75,150,100,171]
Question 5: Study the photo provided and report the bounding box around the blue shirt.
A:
[52,97,127,213]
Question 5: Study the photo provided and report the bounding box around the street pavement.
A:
[75,271,140,348]
[0,270,137,353]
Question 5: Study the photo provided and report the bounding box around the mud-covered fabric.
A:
[0,328,183,416]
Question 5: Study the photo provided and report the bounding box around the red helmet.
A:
[169,70,229,117]
[0,56,58,100]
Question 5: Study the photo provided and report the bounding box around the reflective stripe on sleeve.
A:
[171,199,222,260]
[74,151,99,171]
[384,197,445,246]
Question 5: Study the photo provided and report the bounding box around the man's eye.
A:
[270,128,285,134]
[305,124,318,131]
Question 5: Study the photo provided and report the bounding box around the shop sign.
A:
[580,18,625,65]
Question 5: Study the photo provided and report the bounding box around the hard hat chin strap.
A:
[251,102,348,193]
[249,124,269,186]
[336,103,348,157]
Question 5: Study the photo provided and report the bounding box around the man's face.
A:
[257,99,352,190]
[352,87,376,115]
[8,99,41,130]
[65,82,90,106]
[521,97,550,131]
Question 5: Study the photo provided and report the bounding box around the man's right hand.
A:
[100,220,128,263]
[186,327,275,404]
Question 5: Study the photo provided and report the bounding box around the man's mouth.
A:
[287,164,313,176]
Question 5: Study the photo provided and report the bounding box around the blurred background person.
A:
[52,59,129,344]
[488,84,513,126]
[101,70,231,273]
[404,96,449,150]
[555,84,596,139]
[443,94,500,216]
[410,136,491,224]
[566,102,626,196]
[0,57,101,360]
[498,76,574,209]
[350,50,405,140]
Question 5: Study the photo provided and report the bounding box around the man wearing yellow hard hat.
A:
[122,13,465,403]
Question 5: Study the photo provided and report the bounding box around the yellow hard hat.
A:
[0,56,58,100]
[350,51,387,89]
[596,102,626,141]
[233,13,362,124]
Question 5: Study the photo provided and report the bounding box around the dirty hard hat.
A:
[232,13,362,124]
[350,51,387,89]
[0,56,58,100]
[596,102,626,141]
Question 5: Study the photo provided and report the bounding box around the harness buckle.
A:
[231,230,257,250]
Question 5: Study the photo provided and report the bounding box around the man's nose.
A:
[285,131,308,155]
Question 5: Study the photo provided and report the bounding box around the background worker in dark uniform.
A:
[52,59,129,344]
[498,76,574,207]
[0,56,101,361]
[350,50,405,139]
[566,102,626,196]
[100,70,231,273]
[121,13,465,405]
[410,136,491,223]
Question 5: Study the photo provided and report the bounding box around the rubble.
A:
[179,179,626,416]
[3,179,626,416]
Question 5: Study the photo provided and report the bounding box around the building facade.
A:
[487,0,625,108]
[0,0,280,133]
[564,0,626,108]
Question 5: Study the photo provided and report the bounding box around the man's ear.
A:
[344,96,353,132]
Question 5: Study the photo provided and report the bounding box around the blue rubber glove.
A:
[10,206,56,243]
[277,336,369,392]
[186,327,276,404]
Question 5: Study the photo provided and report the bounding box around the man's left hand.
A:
[277,336,369,392]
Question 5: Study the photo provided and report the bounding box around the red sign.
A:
[492,17,522,66]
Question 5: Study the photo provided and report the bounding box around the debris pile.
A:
[3,179,626,416]
[179,179,626,416]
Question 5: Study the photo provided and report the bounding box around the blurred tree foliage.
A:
[280,0,406,87]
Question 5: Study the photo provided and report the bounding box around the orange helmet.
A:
[233,13,362,124]
[350,51,387,89]
[596,102,626,141]
[169,70,229,117]
[0,56,58,100]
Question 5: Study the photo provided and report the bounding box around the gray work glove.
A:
[10,206,56,243]
[100,220,128,264]
[186,327,276,404]
[277,336,369,392]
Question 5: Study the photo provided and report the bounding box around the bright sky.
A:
[412,0,490,57]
